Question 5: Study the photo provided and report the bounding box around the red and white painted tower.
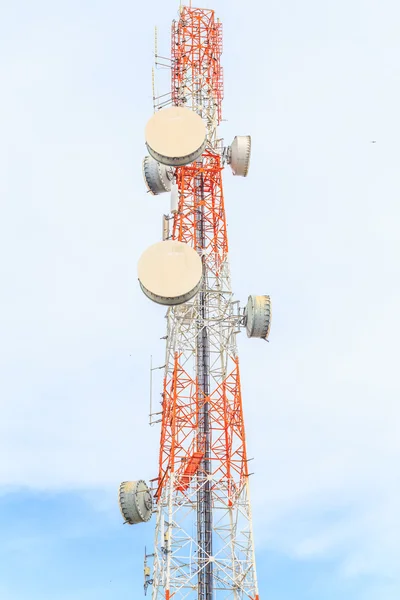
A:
[119,5,271,600]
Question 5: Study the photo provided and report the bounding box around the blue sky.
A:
[1,0,400,598]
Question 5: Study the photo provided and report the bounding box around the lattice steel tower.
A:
[118,5,271,600]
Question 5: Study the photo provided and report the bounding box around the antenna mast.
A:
[119,5,272,600]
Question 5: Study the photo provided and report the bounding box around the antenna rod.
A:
[149,355,152,425]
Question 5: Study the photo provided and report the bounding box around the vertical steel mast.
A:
[149,6,260,599]
[119,3,271,599]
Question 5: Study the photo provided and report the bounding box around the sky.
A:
[1,0,399,598]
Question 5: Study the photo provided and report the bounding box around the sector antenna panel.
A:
[145,106,207,167]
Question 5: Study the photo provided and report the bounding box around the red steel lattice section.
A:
[157,354,249,505]
[156,6,247,507]
[171,7,223,124]
[172,151,228,277]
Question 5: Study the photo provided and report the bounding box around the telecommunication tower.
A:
[118,5,271,599]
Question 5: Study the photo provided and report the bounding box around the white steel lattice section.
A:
[152,481,258,599]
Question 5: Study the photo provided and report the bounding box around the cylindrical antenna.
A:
[162,215,169,240]
[152,26,157,112]
[160,514,165,549]
[149,355,153,425]
[152,66,155,111]
[170,182,179,214]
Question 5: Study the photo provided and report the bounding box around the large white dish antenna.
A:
[142,155,173,195]
[228,135,251,177]
[138,240,202,306]
[145,106,207,167]
[245,295,271,340]
[118,480,153,525]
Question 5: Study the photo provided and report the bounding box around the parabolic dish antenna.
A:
[245,295,272,340]
[145,106,207,167]
[228,135,251,177]
[118,480,153,525]
[142,155,174,195]
[138,240,202,306]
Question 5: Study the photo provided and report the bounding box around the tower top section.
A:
[171,6,223,145]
